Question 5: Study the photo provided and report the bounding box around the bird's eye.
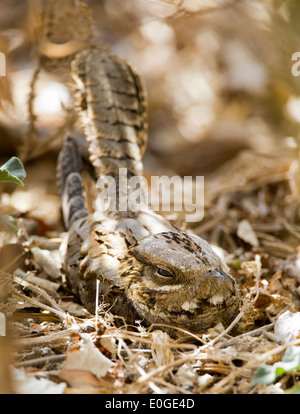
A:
[156,268,173,278]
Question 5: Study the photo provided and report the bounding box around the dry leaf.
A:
[63,334,114,379]
[151,330,174,369]
[11,368,67,394]
[174,363,198,389]
[31,246,61,279]
[14,268,60,293]
[273,310,300,344]
[237,219,259,247]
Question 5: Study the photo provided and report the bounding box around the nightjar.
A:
[57,47,240,336]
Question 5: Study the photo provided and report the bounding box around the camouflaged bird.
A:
[57,47,240,336]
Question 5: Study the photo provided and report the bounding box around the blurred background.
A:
[1,0,300,157]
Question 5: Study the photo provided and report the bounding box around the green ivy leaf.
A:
[252,364,277,385]
[231,259,241,270]
[253,346,300,385]
[0,156,26,186]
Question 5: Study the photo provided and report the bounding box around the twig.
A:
[14,353,66,368]
[95,279,100,327]
[13,291,67,321]
[14,269,60,294]
[219,323,275,349]
[13,273,65,315]
[281,218,300,241]
[148,322,207,344]
[14,329,77,348]
[101,330,197,351]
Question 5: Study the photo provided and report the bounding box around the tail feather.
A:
[57,137,88,229]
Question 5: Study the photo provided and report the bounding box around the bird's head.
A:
[119,231,240,335]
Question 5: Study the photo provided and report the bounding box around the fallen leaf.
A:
[31,246,61,278]
[237,219,259,247]
[273,310,300,344]
[11,368,67,394]
[63,334,114,379]
[0,157,26,186]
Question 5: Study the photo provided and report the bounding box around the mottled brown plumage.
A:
[57,48,240,336]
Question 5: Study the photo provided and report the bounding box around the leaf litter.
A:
[1,0,300,395]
